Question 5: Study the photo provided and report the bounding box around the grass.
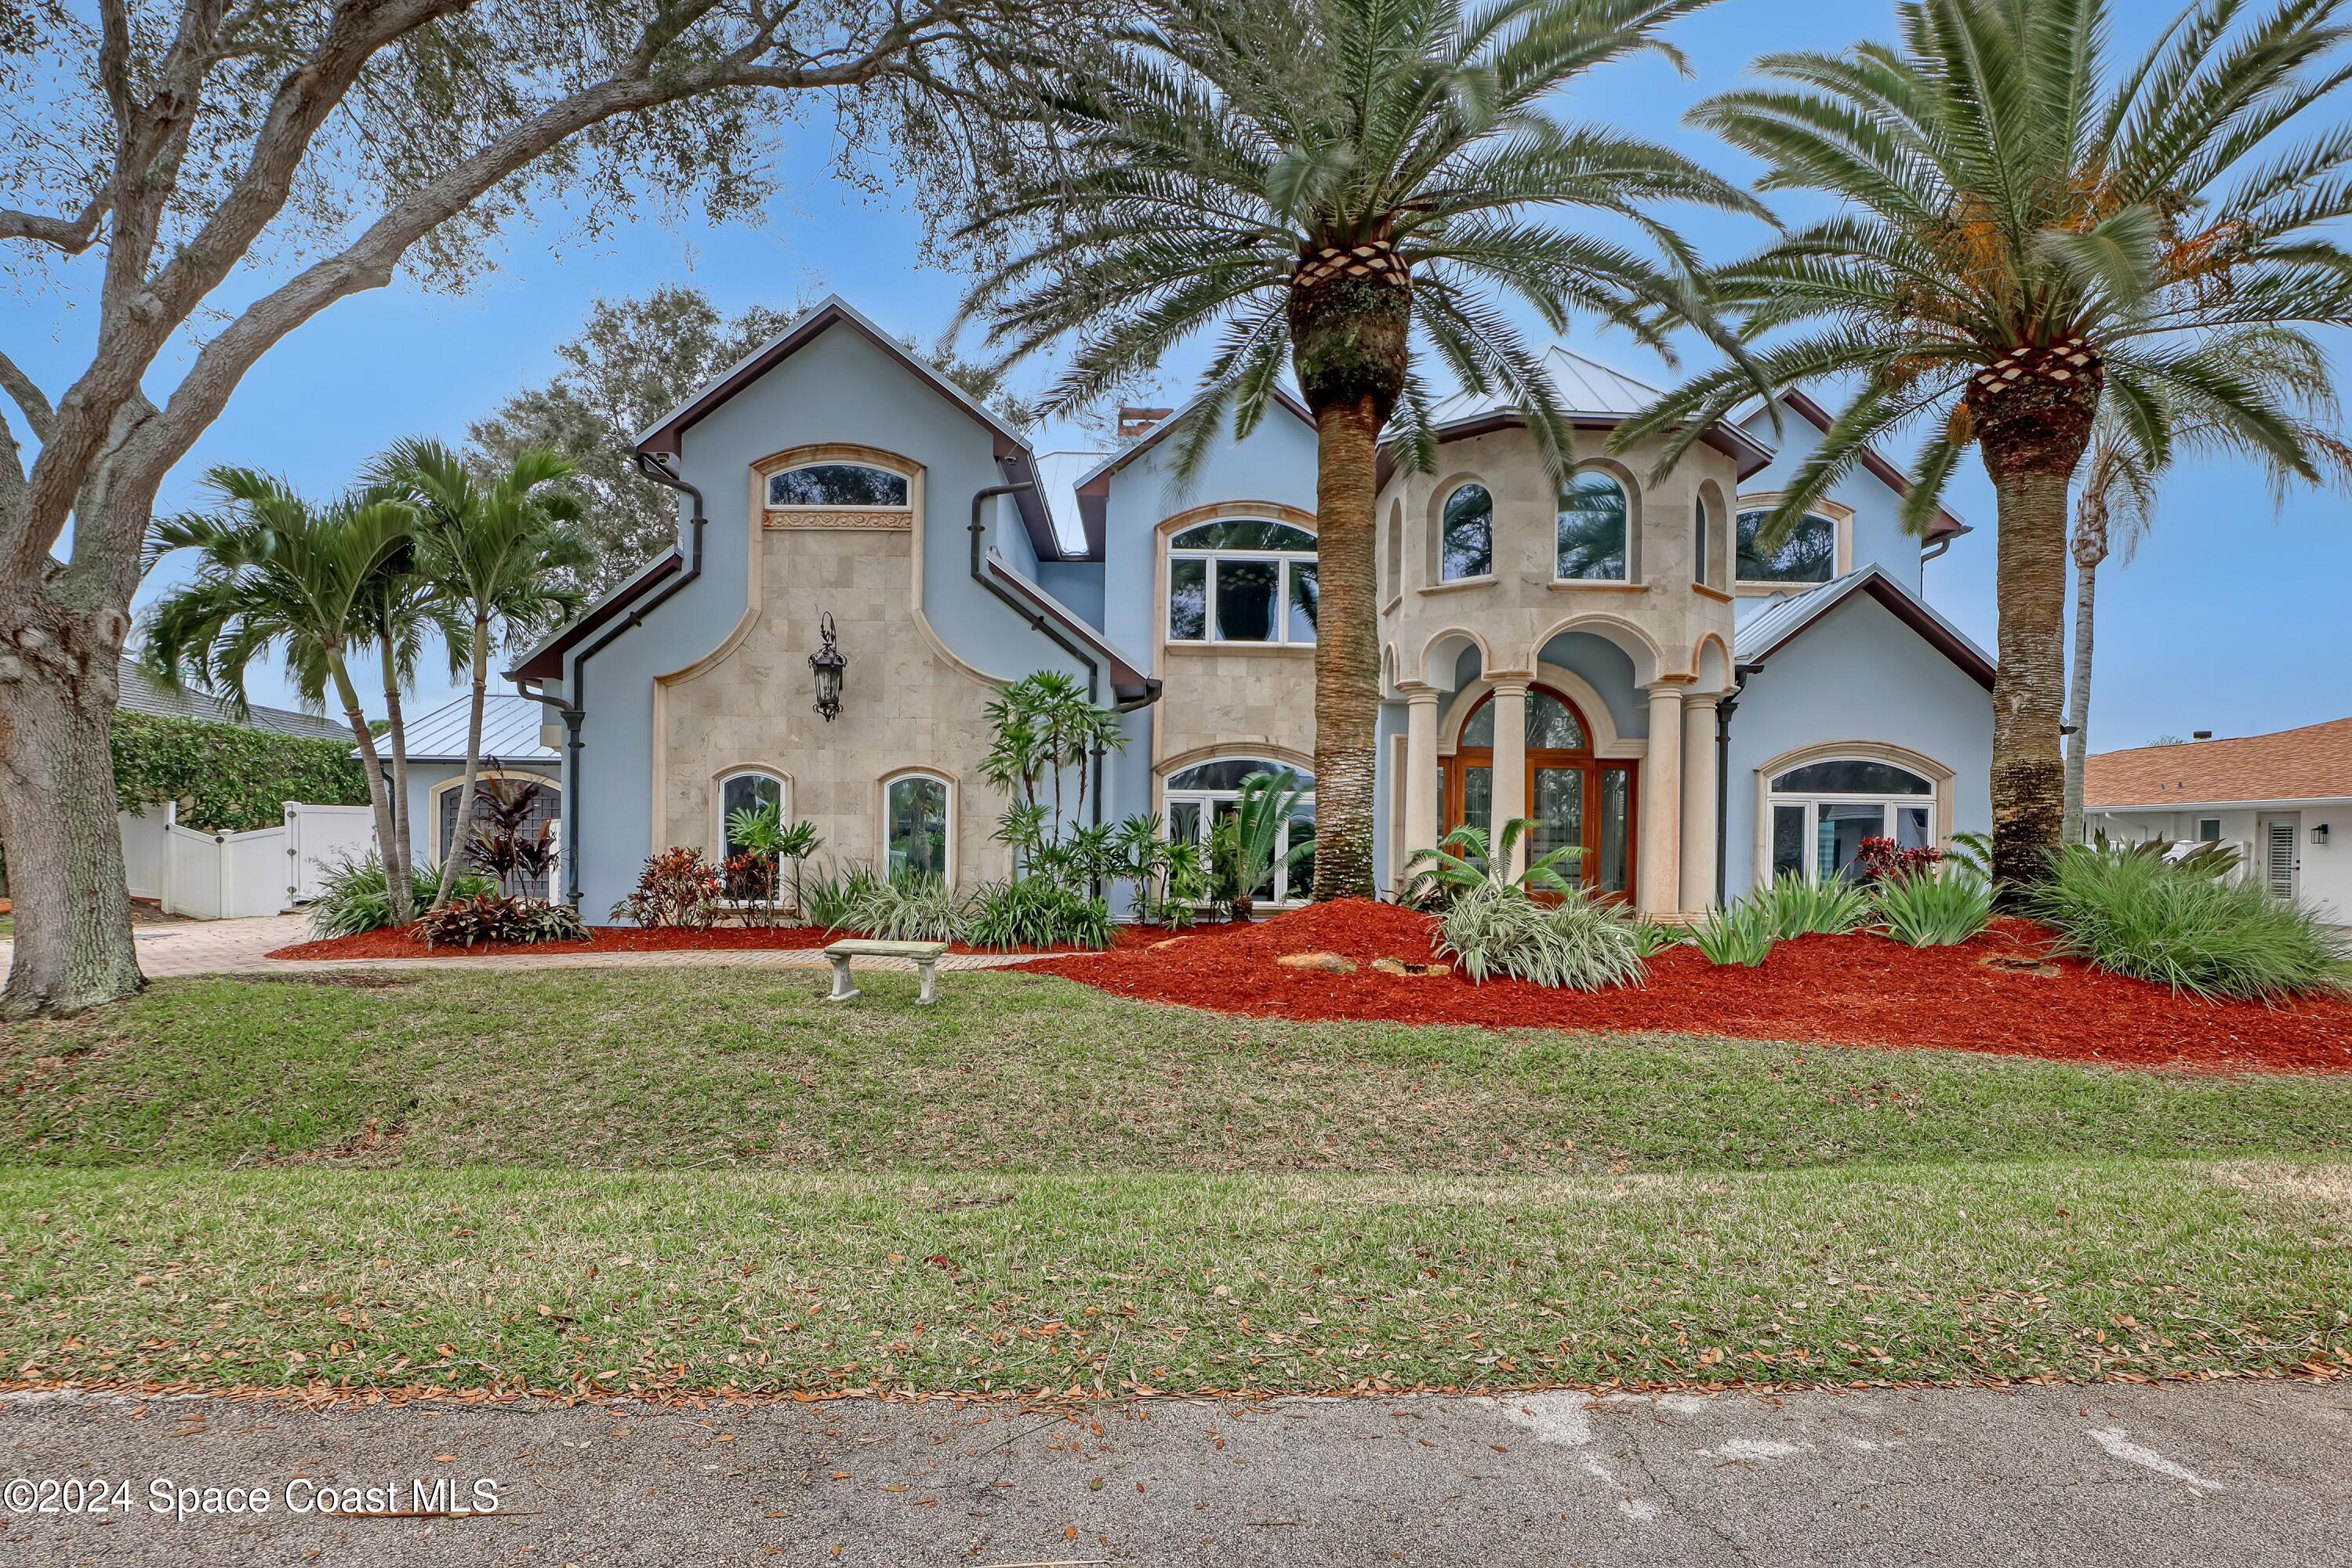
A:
[0,967,2346,1396]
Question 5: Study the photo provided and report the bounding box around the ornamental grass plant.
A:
[1434,881,1647,991]
[2026,845,2352,1001]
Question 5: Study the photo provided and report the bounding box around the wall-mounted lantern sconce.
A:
[2316,822,2332,845]
[809,612,847,722]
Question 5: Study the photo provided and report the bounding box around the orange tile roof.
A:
[2085,716,2352,807]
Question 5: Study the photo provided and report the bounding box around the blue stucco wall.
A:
[1735,405,1929,593]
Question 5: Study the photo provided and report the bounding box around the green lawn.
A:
[0,966,2346,1395]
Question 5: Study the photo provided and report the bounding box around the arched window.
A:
[437,774,561,897]
[1164,759,1316,905]
[1556,471,1630,581]
[767,462,909,509]
[1767,758,1934,883]
[1167,518,1318,645]
[1444,686,1633,896]
[884,771,953,883]
[1737,509,1837,583]
[716,769,786,862]
[1385,501,1403,596]
[1693,495,1715,588]
[1439,484,1494,581]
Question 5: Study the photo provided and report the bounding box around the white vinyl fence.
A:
[118,800,376,920]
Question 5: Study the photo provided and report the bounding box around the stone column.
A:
[1402,684,1441,877]
[1637,682,1684,914]
[1679,694,1721,913]
[1490,676,1529,880]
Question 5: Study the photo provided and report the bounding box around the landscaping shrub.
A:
[1401,817,1582,906]
[307,853,494,937]
[1434,881,1646,989]
[1853,834,1943,884]
[964,877,1112,950]
[113,710,368,833]
[1872,869,1993,947]
[1630,917,1686,959]
[1689,898,1776,967]
[612,847,723,928]
[1751,875,1872,938]
[840,872,967,942]
[800,864,879,930]
[412,895,586,950]
[2026,845,2352,1000]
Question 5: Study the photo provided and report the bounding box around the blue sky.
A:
[10,0,2349,747]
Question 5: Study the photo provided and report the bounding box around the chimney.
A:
[2192,730,2213,741]
[1118,405,1175,441]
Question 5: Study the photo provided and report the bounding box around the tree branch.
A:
[0,200,109,254]
[0,351,57,442]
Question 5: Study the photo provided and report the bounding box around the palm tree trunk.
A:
[1308,394,1381,900]
[1984,463,2074,894]
[333,658,408,926]
[2062,511,2108,847]
[376,634,415,920]
[430,615,492,914]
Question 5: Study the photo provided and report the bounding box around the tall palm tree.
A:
[350,529,464,894]
[141,470,420,918]
[372,439,590,911]
[1619,0,2352,891]
[958,0,1760,899]
[2063,326,2352,841]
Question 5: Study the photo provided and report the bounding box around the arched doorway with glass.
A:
[1441,686,1635,898]
[1766,758,1935,883]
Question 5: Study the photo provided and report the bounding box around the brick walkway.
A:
[0,913,1041,984]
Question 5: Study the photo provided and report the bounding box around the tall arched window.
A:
[1767,758,1934,883]
[884,771,953,883]
[1445,687,1635,896]
[1167,519,1318,644]
[1164,759,1316,905]
[1439,484,1493,581]
[1737,509,1838,583]
[716,769,786,861]
[1556,472,1630,581]
[766,461,909,508]
[1693,495,1715,588]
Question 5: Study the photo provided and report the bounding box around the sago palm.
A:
[141,470,422,919]
[959,0,1760,899]
[2063,325,2352,840]
[1620,0,2352,890]
[372,440,590,910]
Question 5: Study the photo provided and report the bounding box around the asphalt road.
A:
[1,1378,2346,1566]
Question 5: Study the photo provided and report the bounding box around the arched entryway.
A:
[1442,685,1636,897]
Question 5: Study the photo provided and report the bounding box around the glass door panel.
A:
[1817,801,1887,882]
[1530,767,1585,883]
[1771,803,1806,881]
[1460,766,1492,840]
[1596,767,1632,894]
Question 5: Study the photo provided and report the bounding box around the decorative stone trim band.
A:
[763,509,914,530]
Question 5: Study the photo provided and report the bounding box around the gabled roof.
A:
[1742,390,1968,542]
[2086,717,2352,808]
[630,295,1064,561]
[1069,387,1319,559]
[1733,567,1995,690]
[356,693,558,765]
[980,547,1155,704]
[114,659,350,740]
[505,550,682,684]
[1414,345,1775,480]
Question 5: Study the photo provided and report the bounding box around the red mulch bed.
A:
[266,924,1167,963]
[1028,899,2352,1076]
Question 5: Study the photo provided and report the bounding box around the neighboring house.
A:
[2085,718,2352,921]
[115,657,349,739]
[510,295,1996,920]
[356,693,561,895]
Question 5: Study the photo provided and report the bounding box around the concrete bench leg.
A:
[916,959,939,1005]
[826,954,860,1003]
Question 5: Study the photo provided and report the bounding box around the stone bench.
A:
[822,938,950,1004]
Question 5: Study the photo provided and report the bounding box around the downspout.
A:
[1715,663,1759,908]
[550,452,706,908]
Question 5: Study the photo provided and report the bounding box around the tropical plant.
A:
[979,671,1130,870]
[2026,842,2352,1000]
[1628,916,1686,958]
[720,804,822,923]
[412,894,587,950]
[842,872,969,942]
[1208,770,1316,922]
[1872,868,1994,946]
[306,853,496,938]
[1400,818,1582,904]
[1625,0,2352,891]
[964,877,1113,950]
[463,775,559,900]
[1435,880,1648,989]
[348,525,457,892]
[1687,898,1776,967]
[1853,836,1944,885]
[141,468,421,921]
[1750,874,1873,938]
[2062,327,2352,840]
[612,847,724,929]
[801,864,884,931]
[372,438,592,910]
[960,0,1759,901]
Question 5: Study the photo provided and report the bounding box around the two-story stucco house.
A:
[510,296,1996,921]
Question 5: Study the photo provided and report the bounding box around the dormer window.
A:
[767,462,909,509]
[1737,508,1837,583]
[1167,518,1318,645]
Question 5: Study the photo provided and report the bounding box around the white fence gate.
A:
[117,800,377,920]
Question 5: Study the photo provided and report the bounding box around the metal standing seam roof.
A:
[352,692,558,764]
[114,659,350,740]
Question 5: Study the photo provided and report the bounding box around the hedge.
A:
[111,711,372,833]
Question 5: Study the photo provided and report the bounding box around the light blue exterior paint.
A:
[395,760,559,868]
[1722,592,1993,899]
[1735,404,1931,593]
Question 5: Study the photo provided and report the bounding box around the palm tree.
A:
[2063,326,2352,841]
[141,470,421,918]
[350,528,463,895]
[1620,0,2352,891]
[372,440,590,910]
[958,0,1760,900]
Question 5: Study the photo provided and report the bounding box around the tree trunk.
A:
[430,615,492,914]
[1983,462,2077,894]
[376,634,414,919]
[332,659,406,926]
[2062,499,2109,848]
[0,623,143,1018]
[1306,395,1382,900]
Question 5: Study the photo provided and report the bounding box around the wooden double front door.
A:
[1439,686,1636,897]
